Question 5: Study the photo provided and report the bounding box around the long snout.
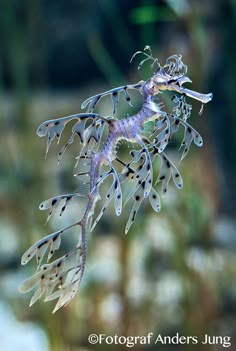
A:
[168,82,213,104]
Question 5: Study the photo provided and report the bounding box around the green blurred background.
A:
[1,0,236,350]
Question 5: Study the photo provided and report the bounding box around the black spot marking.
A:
[54,121,60,125]
[147,163,150,171]
[152,194,157,199]
[117,194,121,199]
[132,210,136,222]
[166,161,171,168]
[61,205,66,214]
[175,119,180,125]
[175,173,180,178]
[187,127,192,133]
[41,275,45,279]
[52,199,57,206]
[135,195,140,201]
[159,175,165,180]
[38,241,47,249]
[113,91,118,96]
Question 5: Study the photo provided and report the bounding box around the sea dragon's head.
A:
[151,54,213,104]
[131,47,213,104]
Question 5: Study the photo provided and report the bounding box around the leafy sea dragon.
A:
[19,47,213,312]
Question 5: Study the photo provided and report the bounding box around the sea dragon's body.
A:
[19,48,213,312]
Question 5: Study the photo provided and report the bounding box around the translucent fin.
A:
[153,114,203,161]
[47,234,62,261]
[112,91,119,115]
[57,119,88,163]
[125,186,144,234]
[172,94,192,121]
[124,165,147,205]
[19,271,42,293]
[155,152,183,195]
[111,166,123,216]
[37,113,104,157]
[21,222,80,267]
[179,121,203,161]
[30,286,45,306]
[20,247,82,310]
[124,88,133,107]
[21,230,62,266]
[149,187,161,212]
[158,115,171,152]
[39,194,80,223]
[52,280,79,313]
[156,159,172,196]
[81,82,144,115]
[91,183,115,231]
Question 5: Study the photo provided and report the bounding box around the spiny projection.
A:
[19,47,213,313]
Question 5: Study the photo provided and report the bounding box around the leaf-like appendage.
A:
[39,193,80,223]
[81,82,144,115]
[21,230,62,267]
[37,113,102,157]
[20,246,82,310]
[149,187,161,212]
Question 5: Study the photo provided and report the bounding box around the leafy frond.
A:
[81,82,144,115]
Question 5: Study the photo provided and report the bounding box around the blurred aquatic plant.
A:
[19,46,212,312]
